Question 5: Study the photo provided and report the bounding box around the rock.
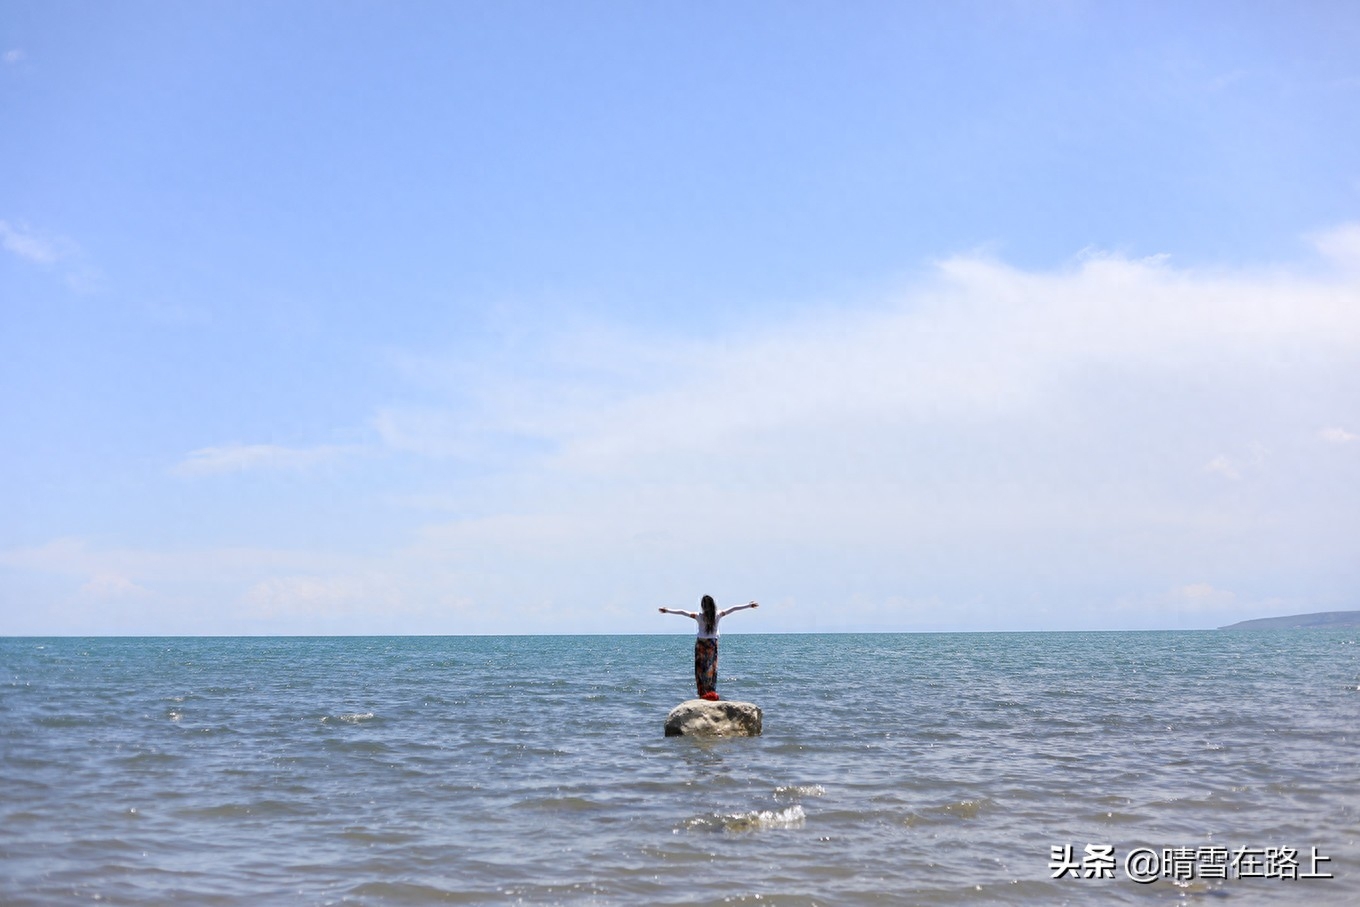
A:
[664,699,763,737]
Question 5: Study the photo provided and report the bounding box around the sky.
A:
[2,1,1358,635]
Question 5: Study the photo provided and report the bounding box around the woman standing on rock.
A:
[659,595,758,700]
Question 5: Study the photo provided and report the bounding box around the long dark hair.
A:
[699,595,717,635]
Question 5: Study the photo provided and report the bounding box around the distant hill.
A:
[1219,610,1360,630]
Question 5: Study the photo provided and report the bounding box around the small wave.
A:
[773,784,826,799]
[346,881,485,902]
[116,751,180,767]
[321,712,375,724]
[174,799,308,820]
[173,803,255,820]
[512,796,602,812]
[682,805,806,833]
[1092,809,1149,824]
[927,797,993,820]
[35,715,91,728]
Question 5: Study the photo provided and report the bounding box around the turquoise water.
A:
[1,632,1357,905]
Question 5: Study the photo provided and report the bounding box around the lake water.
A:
[2,631,1357,905]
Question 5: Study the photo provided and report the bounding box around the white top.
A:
[659,601,757,638]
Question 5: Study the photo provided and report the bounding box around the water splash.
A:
[681,805,806,833]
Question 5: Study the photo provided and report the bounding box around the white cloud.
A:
[2,49,23,65]
[354,238,1360,629]
[80,573,150,600]
[392,242,1360,481]
[0,220,64,264]
[1170,582,1237,611]
[1319,427,1357,443]
[0,535,488,633]
[1312,223,1360,272]
[1205,455,1241,481]
[0,537,398,633]
[0,537,348,583]
[0,219,101,292]
[8,232,1360,633]
[372,408,475,458]
[173,442,351,476]
[242,573,405,619]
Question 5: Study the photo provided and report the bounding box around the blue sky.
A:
[2,1,1358,635]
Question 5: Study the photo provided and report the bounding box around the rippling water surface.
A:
[2,632,1357,905]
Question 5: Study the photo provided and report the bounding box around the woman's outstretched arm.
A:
[658,607,698,619]
[718,601,759,618]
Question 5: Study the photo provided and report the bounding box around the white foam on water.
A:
[321,712,376,724]
[682,804,807,833]
[773,784,826,799]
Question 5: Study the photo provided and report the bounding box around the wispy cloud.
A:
[1169,582,1237,611]
[355,231,1360,628]
[2,49,23,65]
[0,535,481,633]
[1319,427,1357,443]
[1311,223,1360,272]
[173,442,353,476]
[0,219,102,292]
[242,573,406,619]
[373,408,475,458]
[1205,455,1242,481]
[8,229,1360,633]
[0,537,347,581]
[0,537,404,633]
[80,573,150,600]
[387,236,1360,477]
[0,220,64,264]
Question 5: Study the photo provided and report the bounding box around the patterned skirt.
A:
[694,637,718,697]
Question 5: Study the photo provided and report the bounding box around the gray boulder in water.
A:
[664,699,763,737]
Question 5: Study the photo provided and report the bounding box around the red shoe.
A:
[701,691,721,701]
